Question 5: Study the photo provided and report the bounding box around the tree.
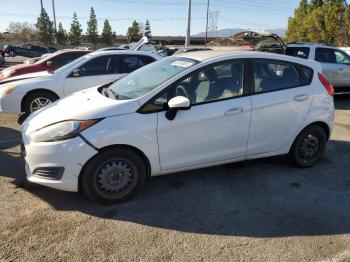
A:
[7,22,37,42]
[101,19,113,45]
[126,20,142,43]
[286,0,310,42]
[36,8,54,45]
[87,7,98,49]
[56,22,67,46]
[286,0,348,45]
[144,19,151,38]
[68,12,82,46]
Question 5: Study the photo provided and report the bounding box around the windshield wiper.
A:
[48,70,55,74]
[108,87,119,99]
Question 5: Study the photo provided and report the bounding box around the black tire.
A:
[290,125,327,168]
[81,148,147,204]
[22,91,58,115]
[8,50,16,57]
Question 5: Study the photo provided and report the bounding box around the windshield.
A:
[110,57,198,99]
[53,56,87,74]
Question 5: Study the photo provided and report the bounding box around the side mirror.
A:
[46,61,53,67]
[165,96,191,120]
[73,68,81,77]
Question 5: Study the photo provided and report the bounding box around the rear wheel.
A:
[23,91,58,115]
[81,148,147,204]
[290,125,327,167]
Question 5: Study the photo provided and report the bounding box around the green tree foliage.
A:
[286,0,349,45]
[68,12,82,46]
[126,20,142,43]
[87,7,98,49]
[144,19,152,38]
[101,19,113,45]
[36,8,54,45]
[56,22,67,46]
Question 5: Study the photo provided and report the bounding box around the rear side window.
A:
[315,48,336,63]
[121,55,154,73]
[286,47,310,59]
[79,56,110,76]
[253,60,301,93]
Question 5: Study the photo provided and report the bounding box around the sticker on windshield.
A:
[171,60,194,68]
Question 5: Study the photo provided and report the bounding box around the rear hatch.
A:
[232,30,286,54]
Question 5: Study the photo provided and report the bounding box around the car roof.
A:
[91,50,161,59]
[174,50,291,62]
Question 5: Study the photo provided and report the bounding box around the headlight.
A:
[0,83,17,95]
[30,119,101,142]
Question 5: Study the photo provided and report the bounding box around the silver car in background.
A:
[286,43,350,94]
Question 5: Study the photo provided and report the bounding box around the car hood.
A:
[2,63,34,72]
[23,86,140,133]
[0,71,50,84]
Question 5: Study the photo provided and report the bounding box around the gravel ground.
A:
[1,59,350,261]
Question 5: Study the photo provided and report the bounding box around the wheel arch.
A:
[78,144,152,192]
[290,121,331,153]
[21,89,60,112]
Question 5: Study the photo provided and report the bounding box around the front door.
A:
[155,60,252,171]
[63,55,123,95]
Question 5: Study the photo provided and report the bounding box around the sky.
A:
[0,0,300,36]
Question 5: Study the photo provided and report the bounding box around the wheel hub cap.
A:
[299,134,320,161]
[96,160,133,193]
[30,97,52,112]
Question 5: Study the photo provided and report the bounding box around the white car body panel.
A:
[21,51,335,192]
[0,50,160,114]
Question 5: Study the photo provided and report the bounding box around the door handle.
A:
[224,107,243,116]
[339,68,344,71]
[294,94,309,102]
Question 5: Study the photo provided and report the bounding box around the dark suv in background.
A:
[3,44,57,57]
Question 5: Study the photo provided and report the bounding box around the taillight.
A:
[318,73,334,96]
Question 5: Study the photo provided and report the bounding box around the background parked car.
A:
[0,50,90,82]
[0,50,161,115]
[3,44,57,57]
[286,43,350,93]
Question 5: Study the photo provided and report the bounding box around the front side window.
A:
[142,61,244,112]
[334,50,350,64]
[253,60,300,93]
[110,57,198,99]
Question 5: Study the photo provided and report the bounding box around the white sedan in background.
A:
[0,50,160,115]
[22,51,334,204]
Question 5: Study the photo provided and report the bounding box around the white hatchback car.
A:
[21,51,335,204]
[0,50,160,115]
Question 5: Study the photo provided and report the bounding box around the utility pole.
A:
[185,0,191,47]
[52,0,57,35]
[205,0,210,46]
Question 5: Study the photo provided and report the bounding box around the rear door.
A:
[63,55,122,95]
[247,59,314,156]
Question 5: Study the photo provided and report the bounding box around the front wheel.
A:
[8,50,16,57]
[81,148,147,204]
[290,125,328,168]
[23,91,58,115]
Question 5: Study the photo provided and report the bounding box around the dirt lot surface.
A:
[1,57,350,261]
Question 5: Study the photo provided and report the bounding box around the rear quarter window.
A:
[286,47,310,59]
[301,66,314,85]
